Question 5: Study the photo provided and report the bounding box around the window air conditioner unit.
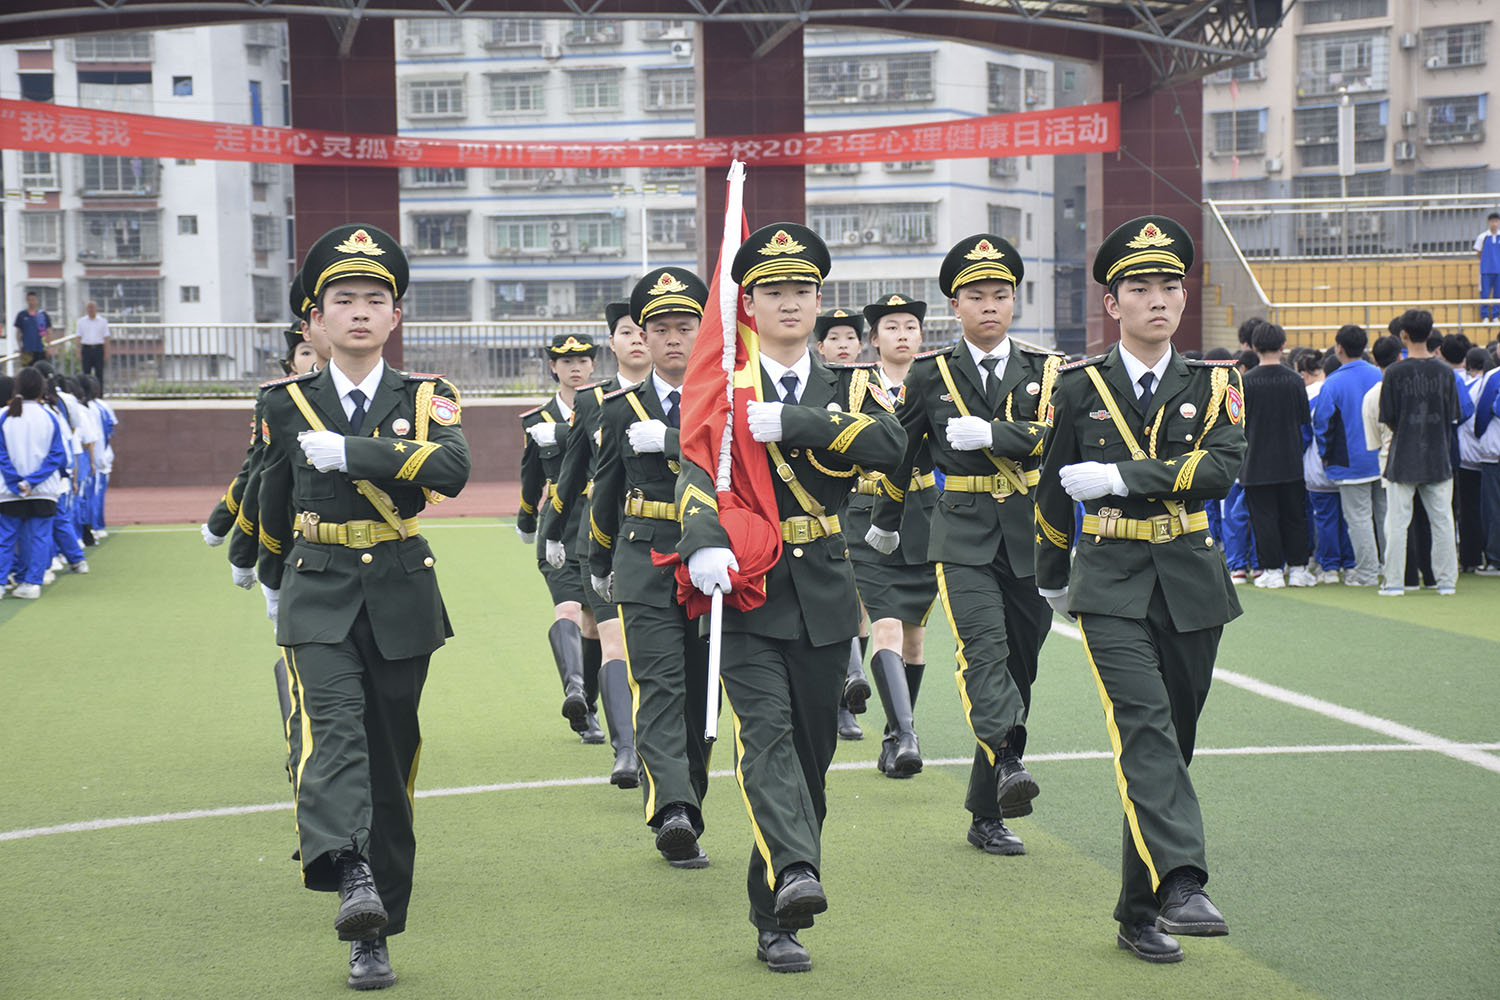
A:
[1425,56,1443,69]
[549,220,567,235]
[1400,33,1418,50]
[403,35,420,50]
[861,228,881,244]
[858,64,881,80]
[541,42,562,59]
[1264,156,1283,174]
[1402,109,1418,127]
[535,303,551,316]
[857,81,882,99]
[1352,215,1382,236]
[551,237,569,252]
[843,231,860,245]
[669,40,693,59]
[1393,140,1415,161]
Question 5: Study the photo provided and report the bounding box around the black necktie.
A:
[1136,372,1155,414]
[980,356,1002,408]
[780,372,800,406]
[666,389,681,429]
[347,388,367,435]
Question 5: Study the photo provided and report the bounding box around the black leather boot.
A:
[843,636,870,714]
[333,852,387,942]
[870,650,921,777]
[547,619,588,732]
[599,659,640,788]
[347,937,397,989]
[580,638,604,743]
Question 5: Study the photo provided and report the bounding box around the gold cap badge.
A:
[332,228,386,256]
[833,309,849,317]
[965,239,1003,261]
[758,229,806,256]
[649,272,688,296]
[1126,223,1174,249]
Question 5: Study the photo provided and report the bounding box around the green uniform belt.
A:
[856,471,937,496]
[781,514,841,543]
[944,468,1041,497]
[624,494,678,520]
[296,512,421,548]
[1082,508,1209,543]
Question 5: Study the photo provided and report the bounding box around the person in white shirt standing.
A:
[76,301,111,395]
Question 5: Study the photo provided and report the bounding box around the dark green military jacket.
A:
[836,366,937,567]
[1034,345,1245,631]
[675,355,907,647]
[226,392,273,571]
[872,338,1061,574]
[256,363,471,659]
[588,373,684,608]
[516,394,574,558]
[545,377,622,555]
[205,394,264,555]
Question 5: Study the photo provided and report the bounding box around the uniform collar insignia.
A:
[333,228,386,256]
[1126,223,1174,249]
[758,229,806,256]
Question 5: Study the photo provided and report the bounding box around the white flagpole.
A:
[705,160,746,744]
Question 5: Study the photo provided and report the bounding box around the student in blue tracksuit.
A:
[85,376,115,536]
[1312,324,1385,586]
[1475,213,1500,323]
[1,368,69,599]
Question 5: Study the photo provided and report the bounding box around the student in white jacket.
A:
[0,368,69,599]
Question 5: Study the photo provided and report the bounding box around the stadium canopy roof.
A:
[0,0,1284,90]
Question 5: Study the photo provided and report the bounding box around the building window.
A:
[569,70,622,111]
[411,214,468,255]
[808,162,861,177]
[487,20,543,46]
[1292,175,1344,198]
[988,205,1022,244]
[78,211,160,262]
[1292,101,1386,166]
[643,70,694,110]
[647,209,697,250]
[883,161,935,174]
[402,20,464,53]
[80,155,159,196]
[21,151,59,189]
[171,75,192,95]
[404,167,468,188]
[641,20,691,41]
[807,53,934,104]
[487,73,545,114]
[406,78,465,118]
[21,212,62,260]
[251,214,280,253]
[1205,179,1271,201]
[18,72,54,103]
[820,278,943,312]
[71,34,152,61]
[1023,68,1048,106]
[987,64,1021,113]
[1414,167,1488,194]
[1423,24,1487,69]
[645,165,695,184]
[1302,0,1386,24]
[573,167,623,186]
[572,214,624,254]
[252,276,281,322]
[569,279,624,318]
[1423,95,1485,144]
[491,168,554,187]
[809,204,865,245]
[1206,59,1267,84]
[1210,109,1267,155]
[86,278,160,322]
[404,280,472,321]
[178,214,198,234]
[989,157,1020,179]
[563,19,621,45]
[1346,171,1389,197]
[25,286,64,329]
[489,217,551,255]
[181,285,200,303]
[1297,31,1388,98]
[490,279,552,318]
[811,203,934,246]
[250,161,280,186]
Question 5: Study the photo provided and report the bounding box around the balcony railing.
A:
[1210,193,1500,260]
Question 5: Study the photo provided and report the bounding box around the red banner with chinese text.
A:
[0,98,1118,171]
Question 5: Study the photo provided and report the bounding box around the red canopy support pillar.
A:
[699,23,806,271]
[286,16,402,363]
[1088,39,1205,354]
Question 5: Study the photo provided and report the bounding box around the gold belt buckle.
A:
[785,519,811,544]
[990,477,1011,501]
[1149,515,1175,544]
[345,522,376,548]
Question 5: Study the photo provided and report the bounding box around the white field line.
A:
[5,740,1499,844]
[1050,620,1500,775]
[116,522,512,535]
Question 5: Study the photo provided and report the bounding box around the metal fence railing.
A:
[1211,193,1500,260]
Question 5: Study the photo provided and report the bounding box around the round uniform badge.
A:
[826,401,843,411]
[1179,402,1197,419]
[429,395,461,426]
[392,418,412,437]
[1026,381,1040,395]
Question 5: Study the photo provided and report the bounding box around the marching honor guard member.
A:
[589,268,714,867]
[676,224,906,972]
[1034,216,1244,964]
[814,308,865,364]
[255,224,470,990]
[868,235,1061,857]
[547,303,652,785]
[516,333,600,738]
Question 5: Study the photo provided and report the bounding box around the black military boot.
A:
[547,619,588,732]
[347,936,397,989]
[599,659,640,788]
[843,636,871,714]
[333,852,387,942]
[870,649,921,777]
[580,637,605,744]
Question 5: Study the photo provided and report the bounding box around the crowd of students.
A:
[0,361,116,599]
[1197,311,1497,595]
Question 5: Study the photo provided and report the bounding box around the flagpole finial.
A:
[728,160,746,182]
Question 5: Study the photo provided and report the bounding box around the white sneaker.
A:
[1254,568,1286,589]
[1316,569,1342,584]
[68,561,89,574]
[1229,569,1248,585]
[11,583,41,599]
[1288,567,1317,587]
[41,570,56,586]
[95,529,109,540]
[51,555,65,571]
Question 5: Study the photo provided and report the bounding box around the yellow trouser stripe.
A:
[618,608,655,823]
[1078,621,1161,891]
[934,562,997,767]
[405,740,422,813]
[284,646,317,884]
[721,683,777,890]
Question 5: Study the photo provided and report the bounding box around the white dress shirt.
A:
[760,350,813,402]
[651,371,682,413]
[1116,344,1172,402]
[328,359,386,423]
[965,336,1013,388]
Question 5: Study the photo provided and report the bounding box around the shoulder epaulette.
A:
[259,370,318,389]
[576,380,605,392]
[1058,353,1109,372]
[912,347,949,362]
[601,384,639,402]
[1186,358,1237,368]
[517,404,544,419]
[826,361,877,371]
[1015,342,1066,357]
[399,370,444,381]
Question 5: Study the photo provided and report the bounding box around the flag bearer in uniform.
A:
[868,235,1061,857]
[547,303,651,786]
[844,293,937,778]
[589,268,713,867]
[1034,215,1244,964]
[255,224,470,989]
[675,223,906,973]
[516,334,599,738]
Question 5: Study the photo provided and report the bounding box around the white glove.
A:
[231,565,256,590]
[687,546,738,595]
[945,415,994,451]
[865,525,900,555]
[1059,461,1127,501]
[201,523,226,547]
[261,583,280,623]
[516,525,536,544]
[527,423,558,447]
[545,538,567,569]
[297,429,347,473]
[592,572,614,602]
[1044,589,1076,622]
[627,419,668,454]
[746,400,785,443]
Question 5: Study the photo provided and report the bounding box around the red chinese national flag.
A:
[652,212,783,617]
